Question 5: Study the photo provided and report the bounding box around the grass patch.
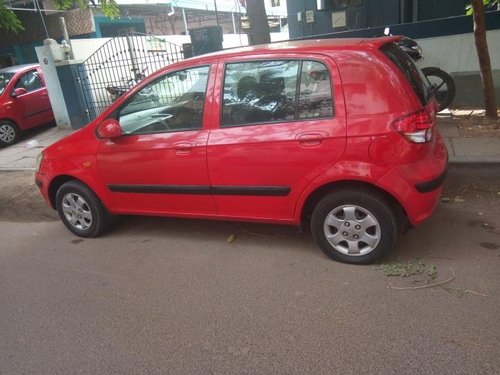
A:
[376,259,437,280]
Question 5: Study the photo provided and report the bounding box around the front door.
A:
[207,57,347,221]
[97,65,217,215]
[12,68,52,129]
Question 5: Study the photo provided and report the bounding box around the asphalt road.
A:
[0,166,499,374]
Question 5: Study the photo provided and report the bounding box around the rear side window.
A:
[222,60,333,127]
[298,61,333,119]
[380,43,431,106]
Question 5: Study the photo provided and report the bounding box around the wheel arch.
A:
[300,180,407,227]
[0,118,19,126]
[48,174,111,212]
[48,175,80,209]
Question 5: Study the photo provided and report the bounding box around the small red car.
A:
[0,64,54,147]
[35,36,447,264]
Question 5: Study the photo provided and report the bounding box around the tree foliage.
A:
[0,0,25,33]
[465,0,499,15]
[0,0,119,34]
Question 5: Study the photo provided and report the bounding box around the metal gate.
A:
[76,33,185,120]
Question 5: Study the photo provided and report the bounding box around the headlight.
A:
[35,152,44,172]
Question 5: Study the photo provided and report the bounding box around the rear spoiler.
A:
[360,35,403,49]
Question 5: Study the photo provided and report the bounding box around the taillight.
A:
[392,109,435,143]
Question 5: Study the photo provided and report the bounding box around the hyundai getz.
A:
[35,36,447,264]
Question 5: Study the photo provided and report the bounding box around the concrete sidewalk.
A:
[0,125,72,171]
[0,118,499,171]
[437,112,500,164]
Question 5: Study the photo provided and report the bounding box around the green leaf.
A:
[100,0,120,19]
[466,0,499,15]
[0,0,25,33]
[52,0,120,19]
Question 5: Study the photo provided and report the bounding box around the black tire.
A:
[0,120,20,147]
[55,180,111,238]
[422,67,456,112]
[311,189,401,264]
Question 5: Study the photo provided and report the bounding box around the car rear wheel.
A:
[311,189,400,264]
[0,120,20,147]
[56,181,111,238]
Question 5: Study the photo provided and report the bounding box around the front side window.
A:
[14,70,43,92]
[222,60,333,127]
[117,66,209,135]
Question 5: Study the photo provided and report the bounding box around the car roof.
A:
[182,36,402,64]
[154,36,403,77]
[0,63,39,74]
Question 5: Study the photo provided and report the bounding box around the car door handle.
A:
[174,141,195,155]
[296,132,327,146]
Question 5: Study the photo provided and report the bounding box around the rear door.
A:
[207,55,347,221]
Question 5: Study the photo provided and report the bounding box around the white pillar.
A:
[232,12,237,34]
[182,8,189,35]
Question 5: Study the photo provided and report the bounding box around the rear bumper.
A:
[415,165,448,193]
[377,134,448,226]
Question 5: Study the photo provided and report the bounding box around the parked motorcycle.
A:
[105,67,155,102]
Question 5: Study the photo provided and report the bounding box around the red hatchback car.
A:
[35,37,447,264]
[0,64,54,147]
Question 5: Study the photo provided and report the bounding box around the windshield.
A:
[0,73,14,95]
[380,43,432,106]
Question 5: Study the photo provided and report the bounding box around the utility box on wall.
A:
[189,26,223,56]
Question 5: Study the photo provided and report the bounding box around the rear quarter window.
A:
[380,43,431,106]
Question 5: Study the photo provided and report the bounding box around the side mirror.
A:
[96,119,123,139]
[11,88,27,97]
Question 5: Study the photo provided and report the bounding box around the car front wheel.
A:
[311,189,400,264]
[56,181,111,237]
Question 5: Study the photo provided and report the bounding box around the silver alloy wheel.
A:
[61,192,93,231]
[323,205,381,256]
[0,124,16,143]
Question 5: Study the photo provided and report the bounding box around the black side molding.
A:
[211,186,290,197]
[108,184,291,197]
[108,185,211,195]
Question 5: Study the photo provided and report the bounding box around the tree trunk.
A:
[471,0,498,119]
[246,0,271,45]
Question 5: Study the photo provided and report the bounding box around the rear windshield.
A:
[380,43,431,105]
